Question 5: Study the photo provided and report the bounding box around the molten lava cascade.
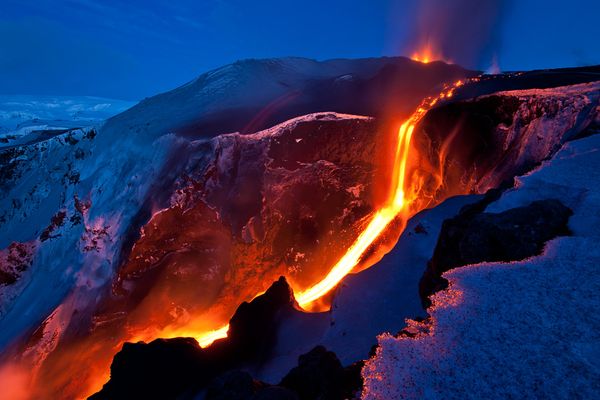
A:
[193,79,467,347]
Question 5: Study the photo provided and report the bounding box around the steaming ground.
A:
[362,134,600,399]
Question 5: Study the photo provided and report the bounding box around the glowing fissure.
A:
[194,80,465,347]
[411,42,447,64]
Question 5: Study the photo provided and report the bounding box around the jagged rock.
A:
[206,371,300,400]
[420,199,573,305]
[90,277,362,400]
[411,81,600,203]
[92,337,206,400]
[0,242,36,286]
[90,277,296,400]
[91,279,362,400]
[2,62,598,400]
[206,370,268,400]
[253,387,299,400]
[205,346,362,400]
[227,277,297,360]
[279,346,363,400]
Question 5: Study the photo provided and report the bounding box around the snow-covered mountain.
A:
[0,57,599,399]
[102,57,474,140]
[0,95,134,148]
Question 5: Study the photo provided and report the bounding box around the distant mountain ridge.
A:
[103,56,476,140]
[0,95,134,147]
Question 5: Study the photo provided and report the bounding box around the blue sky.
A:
[0,0,598,100]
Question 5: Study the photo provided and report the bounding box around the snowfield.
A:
[0,95,134,147]
[362,134,600,399]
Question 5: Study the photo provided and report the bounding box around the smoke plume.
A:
[404,0,511,69]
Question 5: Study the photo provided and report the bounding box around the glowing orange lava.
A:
[411,42,447,64]
[193,80,466,348]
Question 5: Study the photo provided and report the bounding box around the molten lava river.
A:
[5,78,471,400]
[192,80,466,348]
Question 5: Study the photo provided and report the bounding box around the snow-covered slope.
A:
[0,125,183,352]
[0,95,134,147]
[102,56,474,140]
[362,135,600,399]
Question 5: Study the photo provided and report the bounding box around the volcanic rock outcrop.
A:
[91,277,295,399]
[92,277,362,400]
[420,198,573,306]
[409,81,600,205]
[100,113,383,346]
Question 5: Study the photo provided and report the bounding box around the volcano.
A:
[0,57,599,400]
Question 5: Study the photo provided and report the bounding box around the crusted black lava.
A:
[91,277,363,400]
[420,198,573,307]
[205,346,363,400]
[279,345,363,400]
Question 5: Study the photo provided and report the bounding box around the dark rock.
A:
[414,223,428,234]
[279,346,363,400]
[412,80,599,204]
[253,387,299,400]
[206,370,266,400]
[90,277,297,400]
[40,210,67,242]
[206,345,363,400]
[0,242,36,286]
[452,65,600,102]
[90,337,206,400]
[420,199,573,307]
[226,276,297,361]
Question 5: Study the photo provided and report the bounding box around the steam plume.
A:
[404,0,511,69]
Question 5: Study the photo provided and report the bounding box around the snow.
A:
[101,56,429,140]
[362,134,600,399]
[0,95,134,146]
[0,123,181,349]
[0,110,370,355]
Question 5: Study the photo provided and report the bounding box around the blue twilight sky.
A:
[0,0,598,100]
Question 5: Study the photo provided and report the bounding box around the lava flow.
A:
[194,79,466,347]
